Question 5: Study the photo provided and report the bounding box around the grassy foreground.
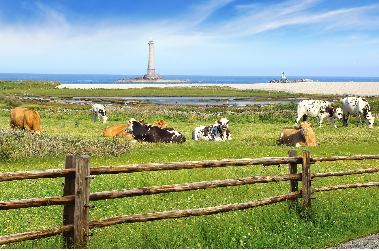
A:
[1,82,379,249]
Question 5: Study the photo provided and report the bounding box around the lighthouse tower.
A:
[144,39,159,79]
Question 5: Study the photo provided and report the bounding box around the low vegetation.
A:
[0,83,379,249]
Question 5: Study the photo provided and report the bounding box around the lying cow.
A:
[103,118,167,138]
[192,118,232,141]
[276,122,316,147]
[295,100,343,128]
[103,124,132,138]
[342,97,375,128]
[152,119,167,128]
[91,104,108,123]
[126,120,186,143]
[10,107,44,135]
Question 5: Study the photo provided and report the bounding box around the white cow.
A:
[91,104,108,123]
[295,100,343,128]
[342,97,375,128]
[192,118,232,141]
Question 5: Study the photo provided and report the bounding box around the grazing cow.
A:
[295,100,343,128]
[342,97,375,128]
[10,107,44,135]
[192,118,232,141]
[276,122,316,147]
[91,104,108,123]
[126,120,186,143]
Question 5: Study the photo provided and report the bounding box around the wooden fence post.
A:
[74,155,91,249]
[301,150,311,209]
[288,149,298,193]
[62,155,76,248]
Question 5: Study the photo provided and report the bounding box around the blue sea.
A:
[1,73,379,85]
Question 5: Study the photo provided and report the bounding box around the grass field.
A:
[1,83,379,249]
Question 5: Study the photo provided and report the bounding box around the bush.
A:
[0,128,129,161]
[5,95,22,107]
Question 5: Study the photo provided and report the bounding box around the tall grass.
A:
[0,100,379,249]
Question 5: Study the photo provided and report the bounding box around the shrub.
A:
[4,95,22,107]
[0,128,129,161]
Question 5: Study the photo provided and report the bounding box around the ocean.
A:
[1,73,379,85]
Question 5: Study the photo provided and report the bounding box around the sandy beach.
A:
[57,82,379,96]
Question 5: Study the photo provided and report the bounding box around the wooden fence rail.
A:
[1,150,379,248]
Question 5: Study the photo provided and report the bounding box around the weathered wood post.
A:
[62,155,76,248]
[301,150,311,209]
[288,149,298,193]
[74,155,91,249]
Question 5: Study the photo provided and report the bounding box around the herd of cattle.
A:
[8,96,376,147]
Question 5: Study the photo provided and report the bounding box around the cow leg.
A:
[343,114,349,127]
[295,114,305,126]
[331,118,337,128]
[318,117,323,128]
[355,115,360,127]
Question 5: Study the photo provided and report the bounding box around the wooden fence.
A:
[1,149,379,248]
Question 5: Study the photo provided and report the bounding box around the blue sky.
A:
[0,0,378,76]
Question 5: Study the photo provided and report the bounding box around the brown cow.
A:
[103,124,132,138]
[276,122,316,147]
[152,119,167,128]
[10,107,43,135]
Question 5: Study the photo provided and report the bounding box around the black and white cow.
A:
[126,120,186,143]
[192,118,232,141]
[295,100,343,128]
[91,104,108,123]
[342,97,375,128]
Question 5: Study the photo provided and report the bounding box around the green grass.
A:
[1,86,379,249]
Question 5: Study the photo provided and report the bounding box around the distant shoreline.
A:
[56,82,379,96]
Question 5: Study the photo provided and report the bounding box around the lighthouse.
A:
[144,39,159,79]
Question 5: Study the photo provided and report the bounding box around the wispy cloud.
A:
[0,0,378,74]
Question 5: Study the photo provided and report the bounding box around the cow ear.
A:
[215,120,219,124]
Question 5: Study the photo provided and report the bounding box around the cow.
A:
[126,120,186,143]
[295,100,343,128]
[152,119,167,128]
[103,118,167,138]
[276,122,316,147]
[91,104,108,123]
[103,124,132,138]
[10,107,44,135]
[192,118,232,141]
[342,97,375,128]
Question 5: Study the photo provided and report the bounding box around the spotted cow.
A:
[342,97,375,128]
[91,104,108,123]
[126,120,186,143]
[192,118,232,141]
[295,100,343,128]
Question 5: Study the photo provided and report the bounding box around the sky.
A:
[0,0,379,77]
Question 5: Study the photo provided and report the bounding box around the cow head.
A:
[365,112,375,129]
[152,119,167,128]
[125,118,145,133]
[333,107,343,120]
[215,118,230,131]
[101,115,108,123]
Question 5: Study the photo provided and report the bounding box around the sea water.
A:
[1,73,379,85]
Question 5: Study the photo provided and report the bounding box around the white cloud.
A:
[0,0,379,74]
